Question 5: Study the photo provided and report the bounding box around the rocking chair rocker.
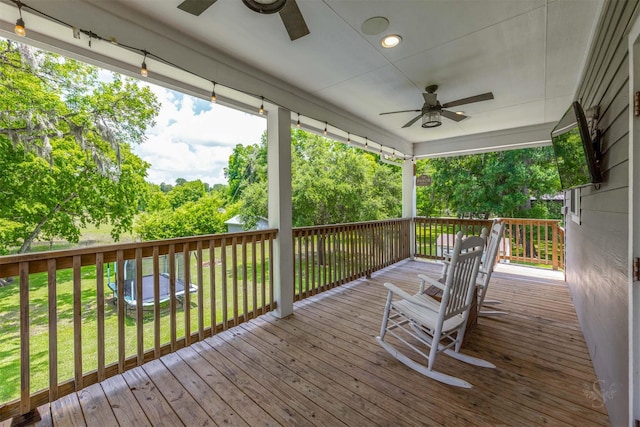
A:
[376,230,495,388]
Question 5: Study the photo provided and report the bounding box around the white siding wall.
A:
[567,1,639,425]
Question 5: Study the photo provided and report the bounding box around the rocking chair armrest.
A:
[418,274,446,292]
[383,282,433,309]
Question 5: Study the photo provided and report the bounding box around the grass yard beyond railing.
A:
[0,230,276,422]
[414,217,564,270]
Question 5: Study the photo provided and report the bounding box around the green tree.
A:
[224,141,267,202]
[167,179,206,209]
[229,129,402,228]
[424,147,560,218]
[0,138,149,253]
[141,183,171,212]
[0,39,158,253]
[134,193,235,240]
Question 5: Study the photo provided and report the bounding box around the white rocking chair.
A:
[376,230,495,388]
[430,220,507,316]
[476,220,506,316]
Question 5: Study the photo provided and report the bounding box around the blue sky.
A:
[133,81,266,186]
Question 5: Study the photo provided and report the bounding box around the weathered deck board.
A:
[17,260,609,426]
[76,383,118,427]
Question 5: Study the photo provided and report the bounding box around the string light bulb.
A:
[347,133,351,144]
[364,137,368,148]
[14,1,26,37]
[392,149,396,159]
[140,51,148,77]
[323,122,328,135]
[296,113,300,128]
[259,97,264,115]
[210,82,217,102]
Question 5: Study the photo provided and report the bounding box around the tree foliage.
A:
[224,140,267,202]
[228,129,402,228]
[0,39,158,253]
[420,147,561,218]
[0,137,149,253]
[134,192,237,240]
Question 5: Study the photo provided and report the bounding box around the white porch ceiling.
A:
[0,0,604,158]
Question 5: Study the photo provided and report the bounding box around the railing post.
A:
[552,223,559,270]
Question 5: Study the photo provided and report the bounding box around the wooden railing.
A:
[500,218,565,270]
[414,217,565,270]
[0,230,276,422]
[293,218,412,301]
[0,216,563,421]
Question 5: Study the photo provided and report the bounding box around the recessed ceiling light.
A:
[361,16,389,35]
[381,34,402,48]
[455,111,465,115]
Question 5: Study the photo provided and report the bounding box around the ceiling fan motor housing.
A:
[422,105,442,128]
[242,0,288,14]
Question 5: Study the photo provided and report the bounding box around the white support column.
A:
[402,160,416,258]
[267,107,294,318]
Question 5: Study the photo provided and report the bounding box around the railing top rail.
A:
[0,229,278,266]
[414,217,562,226]
[293,217,411,233]
[498,218,561,225]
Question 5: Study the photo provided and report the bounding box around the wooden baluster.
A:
[135,248,143,365]
[183,247,191,346]
[269,235,275,310]
[552,223,559,270]
[197,240,204,341]
[242,235,248,322]
[221,237,228,330]
[529,220,535,264]
[95,254,105,383]
[296,231,302,299]
[232,236,239,327]
[116,250,125,372]
[19,261,30,414]
[73,255,82,390]
[311,230,316,295]
[209,239,217,333]
[48,259,58,401]
[261,237,267,311]
[153,246,161,358]
[251,234,258,319]
[168,244,177,352]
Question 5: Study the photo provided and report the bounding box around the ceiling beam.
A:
[413,122,555,158]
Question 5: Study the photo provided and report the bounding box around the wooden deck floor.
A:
[9,260,609,426]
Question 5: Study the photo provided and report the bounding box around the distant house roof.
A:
[530,194,564,201]
[224,215,269,229]
[224,215,244,226]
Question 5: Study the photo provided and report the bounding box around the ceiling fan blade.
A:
[402,114,423,128]
[380,109,421,115]
[422,92,437,105]
[279,0,310,41]
[442,92,494,109]
[177,0,218,16]
[441,109,467,122]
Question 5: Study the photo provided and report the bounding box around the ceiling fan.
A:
[380,85,494,128]
[177,0,310,41]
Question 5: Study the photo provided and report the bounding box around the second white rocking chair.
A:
[376,230,495,388]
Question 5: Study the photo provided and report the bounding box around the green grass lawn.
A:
[23,223,136,254]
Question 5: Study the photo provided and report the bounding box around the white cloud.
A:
[133,83,266,186]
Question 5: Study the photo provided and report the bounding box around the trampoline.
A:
[107,254,198,311]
